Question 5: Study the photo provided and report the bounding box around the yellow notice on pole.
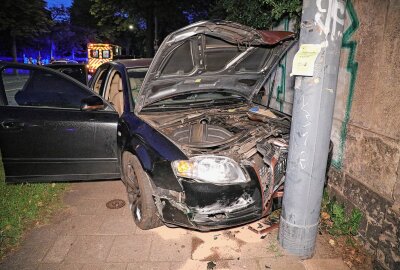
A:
[291,44,321,77]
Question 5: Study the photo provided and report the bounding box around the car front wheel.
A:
[121,152,163,230]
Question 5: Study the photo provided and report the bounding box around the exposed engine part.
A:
[256,138,288,201]
[140,105,290,220]
[199,118,209,124]
[142,106,289,161]
[172,123,234,148]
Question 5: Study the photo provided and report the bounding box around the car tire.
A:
[122,152,163,230]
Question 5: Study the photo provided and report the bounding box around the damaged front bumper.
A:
[152,165,264,231]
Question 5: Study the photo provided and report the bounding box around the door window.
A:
[1,67,93,109]
[127,67,148,102]
[91,50,99,58]
[102,50,110,59]
[103,71,124,115]
[92,66,109,94]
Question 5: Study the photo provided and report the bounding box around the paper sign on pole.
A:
[291,44,322,77]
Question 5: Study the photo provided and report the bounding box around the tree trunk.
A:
[145,8,155,57]
[11,34,17,62]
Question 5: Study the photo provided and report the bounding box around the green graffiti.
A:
[332,0,359,169]
[276,18,290,112]
[276,63,286,112]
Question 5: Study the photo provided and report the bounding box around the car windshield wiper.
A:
[211,97,246,105]
[142,96,246,112]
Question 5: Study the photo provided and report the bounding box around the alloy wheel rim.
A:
[126,163,141,217]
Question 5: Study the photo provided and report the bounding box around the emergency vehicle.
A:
[87,43,122,74]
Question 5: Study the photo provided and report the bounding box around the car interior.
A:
[106,71,124,115]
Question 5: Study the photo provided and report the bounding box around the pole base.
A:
[278,216,319,259]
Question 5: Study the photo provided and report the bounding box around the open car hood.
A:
[136,20,295,112]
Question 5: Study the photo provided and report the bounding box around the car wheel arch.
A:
[121,151,163,229]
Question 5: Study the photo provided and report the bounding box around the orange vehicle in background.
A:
[87,43,122,74]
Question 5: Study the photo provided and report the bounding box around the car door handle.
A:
[1,121,25,130]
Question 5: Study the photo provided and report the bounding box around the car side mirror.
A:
[80,95,105,111]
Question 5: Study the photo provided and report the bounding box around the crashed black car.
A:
[0,20,295,231]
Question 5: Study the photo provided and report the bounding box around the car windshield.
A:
[127,67,148,102]
[142,91,246,111]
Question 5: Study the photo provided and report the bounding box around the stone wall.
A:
[327,0,400,269]
[265,1,400,269]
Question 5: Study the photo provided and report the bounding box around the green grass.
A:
[0,160,67,258]
[321,189,363,237]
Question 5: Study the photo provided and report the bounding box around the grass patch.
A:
[0,160,67,258]
[320,189,372,269]
[320,190,362,237]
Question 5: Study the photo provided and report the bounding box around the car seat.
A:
[109,73,124,115]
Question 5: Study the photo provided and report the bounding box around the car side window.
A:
[1,67,93,109]
[102,70,124,115]
[92,66,109,94]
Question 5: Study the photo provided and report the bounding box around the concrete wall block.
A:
[327,167,345,192]
[381,207,399,243]
[369,0,400,140]
[334,49,351,121]
[365,217,383,248]
[342,174,391,224]
[394,164,400,208]
[330,118,344,165]
[344,125,400,198]
[376,207,400,270]
[372,259,390,270]
[348,0,388,129]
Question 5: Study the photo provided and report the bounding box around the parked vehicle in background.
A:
[51,59,79,64]
[45,63,88,85]
[87,43,122,75]
[0,20,296,231]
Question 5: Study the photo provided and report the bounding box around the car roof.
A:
[113,58,152,68]
[45,63,85,67]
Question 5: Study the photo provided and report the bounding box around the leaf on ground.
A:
[321,211,330,220]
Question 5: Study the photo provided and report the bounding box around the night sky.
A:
[47,0,72,7]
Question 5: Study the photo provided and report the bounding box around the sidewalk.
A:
[0,181,350,270]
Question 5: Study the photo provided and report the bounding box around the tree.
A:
[0,0,51,62]
[211,0,302,29]
[70,0,99,30]
[90,0,213,57]
[70,0,100,44]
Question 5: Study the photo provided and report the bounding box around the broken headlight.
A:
[171,155,249,185]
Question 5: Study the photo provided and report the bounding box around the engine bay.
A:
[140,105,291,212]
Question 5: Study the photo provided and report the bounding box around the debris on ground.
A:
[247,211,281,238]
[329,239,336,246]
[207,261,216,270]
[213,234,221,240]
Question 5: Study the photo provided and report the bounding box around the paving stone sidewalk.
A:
[0,181,350,270]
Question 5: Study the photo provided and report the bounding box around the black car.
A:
[45,63,88,85]
[0,20,295,231]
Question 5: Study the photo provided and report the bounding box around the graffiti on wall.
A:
[267,18,297,115]
[266,1,359,170]
[331,0,359,169]
[315,0,346,42]
[275,18,290,112]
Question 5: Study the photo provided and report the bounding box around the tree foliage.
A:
[90,0,213,57]
[0,0,303,60]
[48,6,77,57]
[211,0,302,29]
[0,0,51,38]
[0,0,52,61]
